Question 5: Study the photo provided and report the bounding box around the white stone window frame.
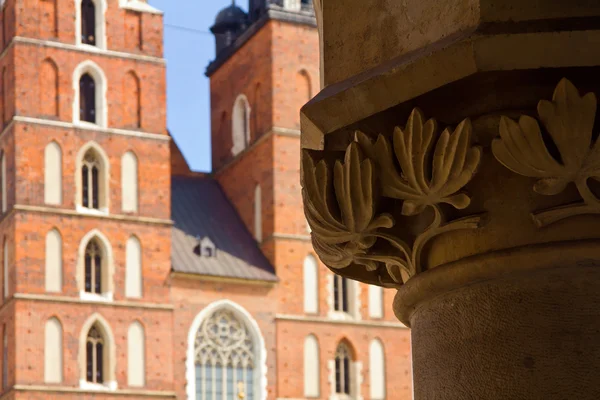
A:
[231,94,251,156]
[304,334,320,398]
[78,313,117,391]
[368,285,384,319]
[77,229,114,302]
[72,60,108,128]
[75,0,107,50]
[121,150,139,213]
[185,299,268,400]
[75,141,110,215]
[369,339,385,400]
[327,274,361,321]
[44,141,63,206]
[45,228,63,293]
[127,320,145,387]
[327,343,363,400]
[254,184,262,243]
[303,254,319,314]
[125,235,142,299]
[44,317,64,384]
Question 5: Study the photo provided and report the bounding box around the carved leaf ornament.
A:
[492,79,600,226]
[303,108,483,285]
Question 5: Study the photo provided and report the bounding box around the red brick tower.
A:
[207,1,413,399]
[0,0,174,398]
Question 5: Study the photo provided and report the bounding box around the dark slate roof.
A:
[171,176,278,282]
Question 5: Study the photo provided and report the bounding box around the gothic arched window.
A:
[84,240,102,294]
[333,275,349,313]
[194,309,256,400]
[81,149,100,210]
[81,0,96,46]
[86,325,104,383]
[79,73,96,123]
[335,342,352,396]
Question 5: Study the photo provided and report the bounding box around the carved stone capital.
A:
[301,78,600,324]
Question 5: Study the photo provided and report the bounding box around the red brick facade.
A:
[0,1,413,399]
[0,0,173,398]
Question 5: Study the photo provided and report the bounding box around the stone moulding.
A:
[493,78,600,227]
[302,108,484,287]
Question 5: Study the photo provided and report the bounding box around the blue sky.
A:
[149,0,242,172]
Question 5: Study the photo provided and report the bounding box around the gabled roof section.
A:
[171,176,278,282]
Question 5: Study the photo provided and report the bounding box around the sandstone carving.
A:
[493,79,600,227]
[303,108,483,285]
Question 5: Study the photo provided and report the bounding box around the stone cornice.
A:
[9,116,170,141]
[13,205,173,226]
[13,36,166,64]
[275,313,407,329]
[13,293,174,310]
[301,30,600,151]
[6,384,176,398]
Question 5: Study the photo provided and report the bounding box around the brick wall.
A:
[0,0,173,397]
[14,0,164,57]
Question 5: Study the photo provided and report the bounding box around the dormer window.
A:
[194,237,216,258]
[81,0,96,46]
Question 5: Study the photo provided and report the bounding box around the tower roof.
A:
[211,2,248,33]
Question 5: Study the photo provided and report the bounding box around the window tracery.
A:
[335,343,352,396]
[86,325,104,384]
[194,309,255,400]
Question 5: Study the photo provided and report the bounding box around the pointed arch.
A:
[40,0,58,39]
[254,184,262,242]
[303,254,318,314]
[304,334,320,397]
[2,324,7,389]
[127,321,145,387]
[297,69,312,102]
[2,238,7,300]
[121,151,138,212]
[334,340,356,397]
[1,67,6,125]
[44,141,62,205]
[72,60,107,127]
[44,317,63,383]
[78,313,116,389]
[122,71,141,129]
[45,228,63,292]
[77,229,114,299]
[369,339,385,399]
[75,141,110,213]
[1,150,6,213]
[75,0,107,49]
[40,58,59,117]
[253,82,261,135]
[0,67,4,126]
[232,94,251,155]
[186,299,267,400]
[125,235,142,298]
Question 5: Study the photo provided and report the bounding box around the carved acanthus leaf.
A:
[303,108,484,286]
[492,78,600,226]
[357,108,481,215]
[302,142,400,273]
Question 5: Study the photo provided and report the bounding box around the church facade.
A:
[0,0,412,399]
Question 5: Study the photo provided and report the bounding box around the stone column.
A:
[301,1,600,399]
